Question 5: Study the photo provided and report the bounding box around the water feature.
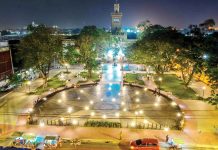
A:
[35,62,182,129]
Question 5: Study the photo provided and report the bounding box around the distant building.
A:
[111,1,123,34]
[0,42,14,80]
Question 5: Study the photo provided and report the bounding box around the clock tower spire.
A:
[111,0,123,34]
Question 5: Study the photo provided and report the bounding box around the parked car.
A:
[0,84,16,92]
[130,138,160,150]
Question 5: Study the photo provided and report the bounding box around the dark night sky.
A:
[0,0,218,30]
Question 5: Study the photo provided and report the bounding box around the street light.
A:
[158,77,162,93]
[121,101,125,106]
[143,119,148,124]
[135,91,140,95]
[135,111,139,124]
[89,100,94,105]
[72,119,78,125]
[90,112,95,117]
[135,98,140,103]
[131,121,136,127]
[123,108,127,112]
[84,106,89,110]
[39,121,45,127]
[164,127,170,132]
[67,107,72,113]
[102,114,107,119]
[64,63,69,72]
[203,54,208,60]
[154,102,159,107]
[171,101,177,106]
[177,113,181,117]
[139,110,144,115]
[28,108,33,113]
[27,81,31,92]
[202,86,206,97]
[115,112,120,117]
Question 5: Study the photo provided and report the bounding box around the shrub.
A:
[84,120,122,128]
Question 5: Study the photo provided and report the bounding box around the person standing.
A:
[166,135,169,143]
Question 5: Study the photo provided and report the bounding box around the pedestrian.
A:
[119,130,123,140]
[166,135,169,143]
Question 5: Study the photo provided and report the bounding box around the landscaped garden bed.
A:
[34,74,65,95]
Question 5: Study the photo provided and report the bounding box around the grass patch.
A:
[124,73,145,85]
[34,76,65,95]
[154,74,198,99]
[79,71,100,82]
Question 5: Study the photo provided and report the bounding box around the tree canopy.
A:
[127,21,217,87]
[19,25,63,85]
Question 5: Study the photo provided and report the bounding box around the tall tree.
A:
[19,25,63,86]
[77,26,100,77]
[174,32,205,86]
[62,45,80,65]
[204,32,218,89]
[95,29,110,58]
[127,25,182,75]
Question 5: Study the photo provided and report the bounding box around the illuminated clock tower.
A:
[111,1,123,34]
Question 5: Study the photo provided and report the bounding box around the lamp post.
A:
[67,107,72,123]
[27,81,31,92]
[135,111,139,125]
[202,86,206,97]
[158,77,162,92]
[64,63,69,73]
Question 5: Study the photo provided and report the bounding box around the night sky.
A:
[0,0,218,30]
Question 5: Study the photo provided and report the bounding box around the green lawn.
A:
[79,71,100,83]
[154,74,198,99]
[124,73,145,85]
[34,76,65,95]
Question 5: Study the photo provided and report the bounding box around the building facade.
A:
[111,2,123,34]
[0,42,14,80]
